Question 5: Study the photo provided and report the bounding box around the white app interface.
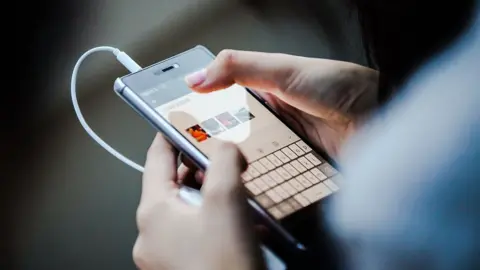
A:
[153,84,340,220]
[156,84,299,162]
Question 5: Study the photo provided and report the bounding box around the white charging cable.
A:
[71,46,203,206]
[71,46,144,172]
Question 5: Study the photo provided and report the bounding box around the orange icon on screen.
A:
[186,124,211,142]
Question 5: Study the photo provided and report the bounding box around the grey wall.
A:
[9,1,364,269]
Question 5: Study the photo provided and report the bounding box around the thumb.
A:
[201,142,248,207]
[185,49,301,94]
[200,144,266,270]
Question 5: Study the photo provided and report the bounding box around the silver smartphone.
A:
[114,46,343,261]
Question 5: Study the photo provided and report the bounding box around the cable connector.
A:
[113,49,142,73]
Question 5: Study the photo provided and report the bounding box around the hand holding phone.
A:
[133,133,268,270]
[114,46,374,267]
[185,49,379,160]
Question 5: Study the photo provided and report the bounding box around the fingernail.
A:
[185,69,207,87]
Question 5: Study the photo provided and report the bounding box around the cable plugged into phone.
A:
[70,46,202,205]
[113,48,142,73]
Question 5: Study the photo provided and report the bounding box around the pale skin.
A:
[133,50,379,270]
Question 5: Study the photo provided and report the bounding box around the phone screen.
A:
[135,74,341,220]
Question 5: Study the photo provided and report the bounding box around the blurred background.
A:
[3,0,367,269]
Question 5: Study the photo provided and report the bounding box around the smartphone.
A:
[114,46,343,266]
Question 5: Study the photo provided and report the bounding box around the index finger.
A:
[185,50,303,94]
[141,133,178,204]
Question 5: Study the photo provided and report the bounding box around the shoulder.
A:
[328,11,480,269]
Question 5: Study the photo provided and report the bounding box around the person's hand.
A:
[185,50,379,159]
[133,134,265,270]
